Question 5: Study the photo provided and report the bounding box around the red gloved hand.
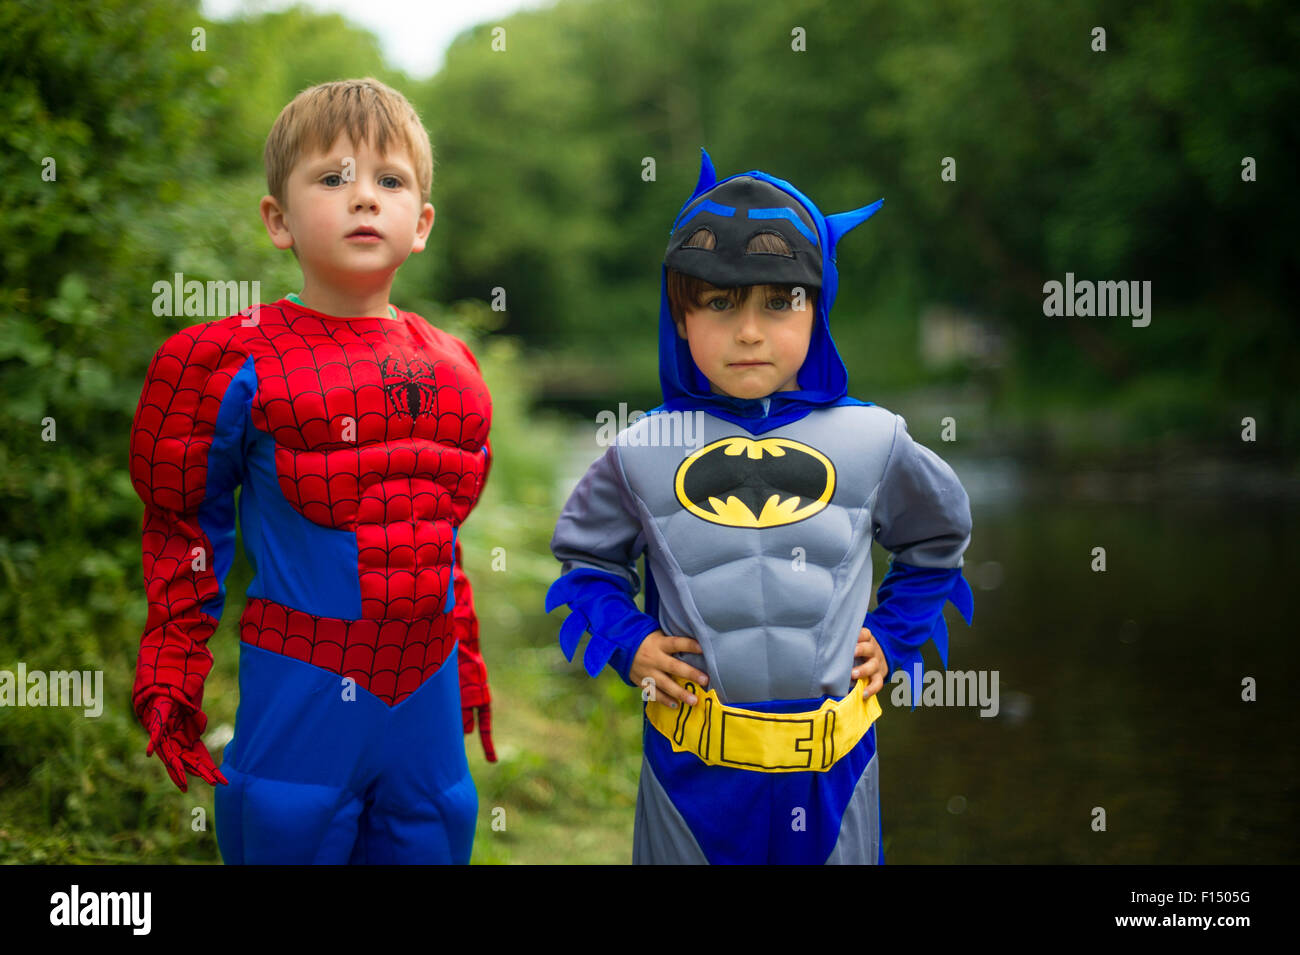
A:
[452,536,496,763]
[462,697,496,763]
[458,638,496,763]
[142,694,228,792]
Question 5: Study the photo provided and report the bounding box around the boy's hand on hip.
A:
[630,630,708,709]
[852,627,888,700]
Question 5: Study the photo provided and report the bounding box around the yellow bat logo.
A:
[674,436,835,528]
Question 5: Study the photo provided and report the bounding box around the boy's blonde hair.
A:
[264,77,434,207]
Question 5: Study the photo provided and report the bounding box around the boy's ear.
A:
[409,202,436,253]
[260,194,294,251]
[674,317,689,340]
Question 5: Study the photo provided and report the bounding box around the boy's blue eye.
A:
[768,297,791,311]
[321,173,401,188]
[707,298,731,311]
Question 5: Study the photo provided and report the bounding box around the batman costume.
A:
[547,150,974,864]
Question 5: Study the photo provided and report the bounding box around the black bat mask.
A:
[664,176,823,291]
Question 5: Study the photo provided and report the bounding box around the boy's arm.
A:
[129,324,252,791]
[546,444,660,687]
[453,441,495,762]
[865,413,975,707]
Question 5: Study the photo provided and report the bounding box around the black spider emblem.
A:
[380,356,439,420]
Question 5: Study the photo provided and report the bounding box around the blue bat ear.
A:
[692,147,717,198]
[826,199,884,250]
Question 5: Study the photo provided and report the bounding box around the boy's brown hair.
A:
[666,228,816,324]
[264,77,434,208]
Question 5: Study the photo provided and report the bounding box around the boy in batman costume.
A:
[547,150,974,864]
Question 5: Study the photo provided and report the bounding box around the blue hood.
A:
[653,148,883,434]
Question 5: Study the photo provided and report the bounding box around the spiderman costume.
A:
[129,294,493,864]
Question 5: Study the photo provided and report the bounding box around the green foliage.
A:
[422,0,1297,452]
[1,0,1295,865]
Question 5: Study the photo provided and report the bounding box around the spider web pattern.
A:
[250,309,488,620]
[239,596,458,705]
[130,301,492,715]
[129,319,249,722]
[452,538,490,721]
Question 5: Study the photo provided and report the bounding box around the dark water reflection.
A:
[875,461,1299,863]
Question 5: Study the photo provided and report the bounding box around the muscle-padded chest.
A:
[614,405,897,696]
[245,310,490,531]
[619,405,895,558]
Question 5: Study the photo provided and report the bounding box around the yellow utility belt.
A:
[645,676,882,773]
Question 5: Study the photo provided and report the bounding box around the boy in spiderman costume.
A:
[128,78,494,863]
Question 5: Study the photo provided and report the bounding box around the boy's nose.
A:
[735,306,764,342]
[350,183,380,211]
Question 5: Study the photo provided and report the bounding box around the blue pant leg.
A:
[351,643,478,864]
[642,712,878,864]
[215,643,382,864]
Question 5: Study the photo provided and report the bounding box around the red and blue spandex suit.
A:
[129,297,493,863]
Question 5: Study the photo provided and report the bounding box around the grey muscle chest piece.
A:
[552,403,970,705]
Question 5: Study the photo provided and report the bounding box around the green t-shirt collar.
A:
[286,291,397,319]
